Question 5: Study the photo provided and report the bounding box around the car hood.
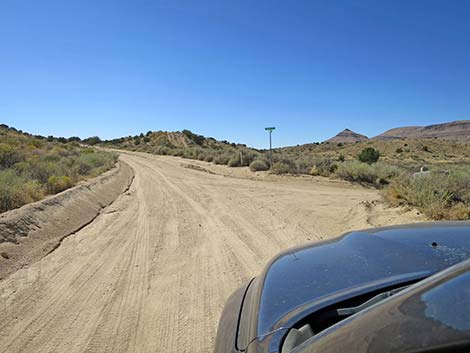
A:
[242,222,470,350]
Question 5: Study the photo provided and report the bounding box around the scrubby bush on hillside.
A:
[170,149,184,157]
[228,155,241,167]
[182,129,205,145]
[28,161,62,184]
[82,136,102,145]
[335,161,401,187]
[0,127,118,213]
[310,158,338,177]
[213,154,230,165]
[249,160,269,172]
[0,170,43,212]
[204,154,215,162]
[385,168,470,220]
[74,151,117,176]
[271,159,298,174]
[239,151,257,167]
[183,148,198,159]
[153,146,170,155]
[0,144,23,169]
[357,147,380,164]
[294,157,314,174]
[47,175,72,194]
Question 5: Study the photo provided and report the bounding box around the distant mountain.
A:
[325,129,369,143]
[374,120,470,141]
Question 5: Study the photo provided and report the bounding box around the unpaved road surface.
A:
[0,152,421,353]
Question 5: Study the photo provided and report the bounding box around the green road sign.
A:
[265,127,276,131]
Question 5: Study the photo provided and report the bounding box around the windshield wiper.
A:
[336,286,407,316]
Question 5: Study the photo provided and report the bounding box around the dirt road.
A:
[0,152,421,353]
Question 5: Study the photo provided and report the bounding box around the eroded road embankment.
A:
[0,153,421,353]
[0,162,134,280]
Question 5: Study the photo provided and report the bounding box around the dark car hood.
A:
[244,222,470,349]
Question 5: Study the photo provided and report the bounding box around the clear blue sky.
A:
[1,0,469,148]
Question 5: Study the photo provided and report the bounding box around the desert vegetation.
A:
[0,125,117,213]
[96,129,470,220]
[385,166,470,220]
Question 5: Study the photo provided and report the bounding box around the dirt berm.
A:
[0,161,134,280]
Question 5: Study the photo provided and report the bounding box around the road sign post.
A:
[265,127,275,168]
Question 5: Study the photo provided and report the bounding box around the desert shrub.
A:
[271,159,298,174]
[82,136,101,145]
[213,154,230,165]
[335,161,401,187]
[204,154,215,162]
[68,136,81,142]
[0,127,118,213]
[153,146,170,155]
[239,151,257,167]
[0,170,43,212]
[182,129,205,145]
[295,158,314,174]
[228,158,240,167]
[183,148,198,159]
[385,168,470,220]
[338,154,345,162]
[357,147,380,164]
[73,151,117,176]
[228,154,241,167]
[47,175,72,194]
[396,148,403,153]
[82,147,95,154]
[249,160,269,172]
[170,149,184,157]
[28,160,62,183]
[310,158,337,177]
[0,144,23,169]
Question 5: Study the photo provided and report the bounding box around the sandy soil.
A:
[0,152,423,353]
